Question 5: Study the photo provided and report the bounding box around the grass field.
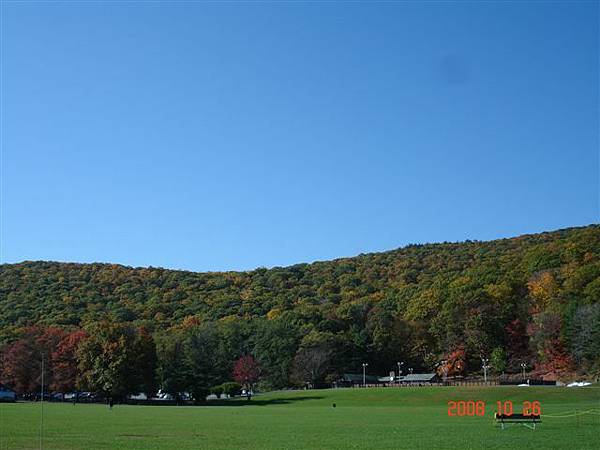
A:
[1,386,599,450]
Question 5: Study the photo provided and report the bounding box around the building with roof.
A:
[334,372,441,388]
[398,373,440,385]
[335,373,381,387]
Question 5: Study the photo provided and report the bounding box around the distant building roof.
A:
[341,373,380,383]
[400,373,439,382]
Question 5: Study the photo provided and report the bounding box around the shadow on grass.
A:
[206,395,324,407]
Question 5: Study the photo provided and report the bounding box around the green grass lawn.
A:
[1,386,599,449]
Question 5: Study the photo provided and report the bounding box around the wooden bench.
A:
[495,413,541,430]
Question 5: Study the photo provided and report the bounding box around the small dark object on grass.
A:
[332,403,336,408]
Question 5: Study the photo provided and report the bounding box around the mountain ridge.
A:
[3,223,595,274]
[1,223,599,379]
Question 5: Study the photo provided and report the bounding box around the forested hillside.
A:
[1,225,599,396]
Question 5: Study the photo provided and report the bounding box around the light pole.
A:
[40,354,44,450]
[362,363,368,387]
[408,368,413,375]
[440,360,448,383]
[520,362,527,381]
[397,362,403,385]
[481,358,490,384]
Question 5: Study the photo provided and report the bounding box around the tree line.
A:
[1,224,599,394]
[0,319,332,399]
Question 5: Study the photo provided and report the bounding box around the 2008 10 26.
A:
[447,400,541,417]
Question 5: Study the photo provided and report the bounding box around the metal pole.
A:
[397,362,403,386]
[362,363,366,387]
[481,358,489,384]
[40,354,44,450]
[441,360,448,384]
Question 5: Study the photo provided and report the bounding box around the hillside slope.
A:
[1,224,600,377]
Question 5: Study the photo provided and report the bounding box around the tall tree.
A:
[0,326,66,394]
[233,355,260,394]
[290,347,331,388]
[490,347,507,374]
[181,323,224,403]
[51,329,88,392]
[132,327,158,397]
[155,332,188,398]
[253,317,300,389]
[1,339,39,394]
[77,322,157,399]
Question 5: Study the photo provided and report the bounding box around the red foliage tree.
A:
[233,355,260,396]
[535,339,575,378]
[51,330,88,392]
[505,319,530,368]
[0,326,67,394]
[438,346,466,378]
[1,339,38,394]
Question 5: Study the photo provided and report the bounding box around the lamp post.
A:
[520,362,527,381]
[40,354,44,450]
[481,358,490,384]
[408,368,413,375]
[440,360,448,384]
[397,362,403,385]
[362,363,368,387]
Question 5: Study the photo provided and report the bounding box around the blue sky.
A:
[2,1,598,272]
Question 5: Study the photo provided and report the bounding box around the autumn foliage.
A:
[438,347,466,378]
[1,225,600,394]
[51,330,88,392]
[233,355,260,390]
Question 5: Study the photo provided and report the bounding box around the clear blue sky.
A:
[1,1,598,272]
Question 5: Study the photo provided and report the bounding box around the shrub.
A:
[211,385,224,397]
[220,382,241,397]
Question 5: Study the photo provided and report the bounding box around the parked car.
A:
[128,393,148,400]
[31,393,54,401]
[77,392,100,402]
[0,384,16,402]
[567,381,592,387]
